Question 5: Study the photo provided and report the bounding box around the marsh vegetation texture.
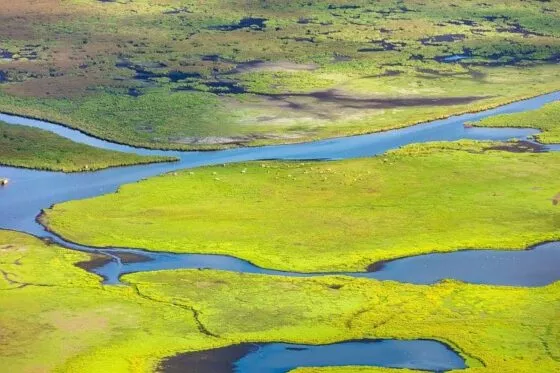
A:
[0,0,559,149]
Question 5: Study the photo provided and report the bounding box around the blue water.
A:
[87,240,560,287]
[442,54,470,62]
[0,91,559,287]
[233,340,466,373]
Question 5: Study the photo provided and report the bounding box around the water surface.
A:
[160,339,466,373]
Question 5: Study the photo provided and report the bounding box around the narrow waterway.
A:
[0,91,559,286]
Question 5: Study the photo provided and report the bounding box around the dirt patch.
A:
[232,61,319,73]
[160,344,258,373]
[228,89,488,127]
[48,311,108,333]
[115,252,152,265]
[261,89,486,110]
[483,140,546,153]
[169,133,303,146]
[75,253,112,272]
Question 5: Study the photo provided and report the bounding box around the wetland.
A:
[1,1,560,373]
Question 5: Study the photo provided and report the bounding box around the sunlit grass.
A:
[43,141,560,272]
[1,230,558,372]
[473,101,560,144]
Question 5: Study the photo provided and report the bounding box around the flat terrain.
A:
[0,230,558,372]
[0,121,174,171]
[2,2,560,372]
[43,141,560,272]
[0,0,559,148]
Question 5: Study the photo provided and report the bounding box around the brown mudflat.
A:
[75,253,112,272]
[159,344,257,373]
[116,252,152,264]
[484,140,545,153]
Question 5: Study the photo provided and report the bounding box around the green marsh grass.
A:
[43,141,560,272]
[0,121,175,171]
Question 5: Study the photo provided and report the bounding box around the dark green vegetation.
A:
[474,101,560,144]
[0,121,174,171]
[1,230,558,372]
[43,141,560,272]
[1,1,559,148]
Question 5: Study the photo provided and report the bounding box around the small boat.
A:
[0,178,9,186]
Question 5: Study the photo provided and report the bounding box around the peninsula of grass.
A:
[42,141,560,272]
[472,101,560,144]
[0,121,175,171]
[1,230,558,372]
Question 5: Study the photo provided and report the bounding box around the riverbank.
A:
[1,82,558,151]
[0,121,176,172]
[473,101,560,144]
[41,140,560,272]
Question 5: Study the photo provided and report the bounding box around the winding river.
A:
[1,92,559,372]
[1,91,558,285]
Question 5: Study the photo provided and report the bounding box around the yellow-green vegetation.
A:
[43,141,560,272]
[2,229,559,373]
[473,101,560,144]
[1,1,560,148]
[0,230,215,373]
[125,269,560,373]
[0,121,175,171]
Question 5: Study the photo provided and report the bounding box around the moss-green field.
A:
[474,100,560,144]
[1,230,558,372]
[43,141,560,272]
[1,0,559,148]
[0,121,175,171]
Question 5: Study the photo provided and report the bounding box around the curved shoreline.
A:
[32,216,560,287]
[0,156,178,173]
[159,339,466,373]
[0,90,558,287]
[1,89,558,152]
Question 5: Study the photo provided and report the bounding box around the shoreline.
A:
[1,88,558,153]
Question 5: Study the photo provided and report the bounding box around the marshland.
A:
[0,1,559,373]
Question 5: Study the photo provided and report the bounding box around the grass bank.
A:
[0,121,175,171]
[472,101,560,144]
[126,268,560,373]
[42,141,560,272]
